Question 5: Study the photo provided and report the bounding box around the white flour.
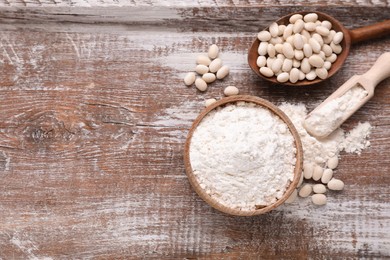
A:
[189,102,297,211]
[304,85,368,137]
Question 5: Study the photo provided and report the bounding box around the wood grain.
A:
[0,4,389,259]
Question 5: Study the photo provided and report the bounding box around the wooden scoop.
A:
[303,52,390,139]
[248,11,390,86]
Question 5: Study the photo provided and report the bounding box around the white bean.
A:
[312,165,324,181]
[293,19,305,33]
[321,169,333,184]
[299,70,306,80]
[303,43,313,58]
[324,61,332,70]
[277,72,289,83]
[269,22,279,37]
[316,67,328,79]
[316,25,330,36]
[267,43,276,57]
[312,33,324,46]
[303,162,314,179]
[309,38,321,53]
[209,58,222,73]
[293,34,304,50]
[327,156,339,169]
[299,184,312,198]
[195,78,207,91]
[301,29,311,41]
[283,24,293,40]
[195,64,209,75]
[330,42,342,54]
[326,53,337,63]
[184,72,196,86]
[271,58,284,73]
[285,189,298,204]
[304,13,318,23]
[282,58,293,72]
[208,44,219,59]
[328,178,344,191]
[258,30,271,41]
[270,37,283,45]
[322,20,332,30]
[333,31,344,44]
[266,57,276,68]
[282,42,295,59]
[309,54,324,68]
[289,14,303,23]
[258,41,268,56]
[301,58,311,73]
[224,86,239,96]
[260,67,274,77]
[278,25,286,36]
[313,184,327,194]
[322,44,333,57]
[294,49,304,60]
[277,54,285,59]
[196,55,211,66]
[202,73,216,83]
[319,51,326,60]
[324,30,336,44]
[306,70,317,80]
[275,43,284,53]
[304,22,317,32]
[289,68,300,83]
[292,59,301,68]
[312,194,327,205]
[286,35,294,45]
[205,98,216,107]
[216,65,230,79]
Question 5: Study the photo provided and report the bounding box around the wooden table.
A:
[0,2,389,258]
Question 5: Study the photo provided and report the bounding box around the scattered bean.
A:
[299,184,312,198]
[224,86,239,96]
[205,98,217,107]
[313,184,327,194]
[208,44,219,59]
[321,169,333,184]
[327,156,339,169]
[312,165,324,181]
[195,78,208,92]
[184,72,196,86]
[202,73,216,83]
[196,55,211,66]
[195,64,209,75]
[303,163,314,179]
[328,178,344,191]
[209,58,223,73]
[216,65,230,79]
[312,194,327,205]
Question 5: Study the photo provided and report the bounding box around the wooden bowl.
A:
[184,95,303,216]
[248,11,351,86]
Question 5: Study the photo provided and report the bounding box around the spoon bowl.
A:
[248,11,390,86]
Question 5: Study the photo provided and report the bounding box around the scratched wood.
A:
[0,3,389,259]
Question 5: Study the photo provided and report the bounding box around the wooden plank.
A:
[0,5,389,259]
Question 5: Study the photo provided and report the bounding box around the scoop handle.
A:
[360,52,390,90]
[350,20,390,44]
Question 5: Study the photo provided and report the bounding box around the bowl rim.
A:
[183,95,303,216]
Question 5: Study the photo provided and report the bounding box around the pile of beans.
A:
[256,13,344,83]
[285,155,345,206]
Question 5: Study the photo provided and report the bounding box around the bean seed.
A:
[258,42,268,56]
[195,78,207,91]
[312,194,327,205]
[321,169,333,184]
[283,24,294,40]
[330,42,342,54]
[333,31,344,44]
[267,44,276,57]
[309,54,324,68]
[292,59,301,68]
[282,42,295,59]
[301,58,311,73]
[303,43,313,58]
[196,55,211,66]
[289,68,300,83]
[316,25,330,36]
[277,53,285,59]
[266,57,276,68]
[260,67,274,77]
[319,51,326,60]
[195,64,209,75]
[209,58,222,73]
[289,14,303,23]
[224,86,239,96]
[282,58,293,72]
[312,165,324,181]
[303,163,314,179]
[299,70,306,80]
[299,184,312,198]
[294,33,304,50]
[304,13,318,23]
[313,184,327,194]
[277,72,289,83]
[278,25,286,36]
[315,67,328,79]
[294,49,304,60]
[324,30,336,44]
[258,30,271,41]
[202,73,216,83]
[216,65,230,79]
[322,44,333,56]
[322,20,332,30]
[271,58,283,73]
[301,29,311,41]
[285,189,298,204]
[286,35,294,46]
[184,72,196,86]
[312,33,324,46]
[309,38,321,53]
[304,22,317,32]
[326,53,337,63]
[275,43,284,53]
[324,61,331,70]
[275,70,282,76]
[205,98,216,107]
[293,19,305,33]
[327,156,339,169]
[270,37,283,45]
[269,22,279,37]
[328,178,344,191]
[306,70,317,80]
[208,44,219,59]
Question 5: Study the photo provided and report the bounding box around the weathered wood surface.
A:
[0,3,389,259]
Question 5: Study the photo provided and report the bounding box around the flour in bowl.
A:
[189,102,297,211]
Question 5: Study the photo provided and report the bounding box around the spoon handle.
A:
[349,20,390,44]
[360,52,390,91]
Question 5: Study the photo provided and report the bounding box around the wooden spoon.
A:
[183,95,303,216]
[248,11,390,86]
[303,52,390,139]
